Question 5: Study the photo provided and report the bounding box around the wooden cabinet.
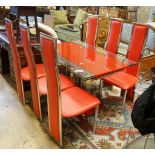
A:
[140,54,155,81]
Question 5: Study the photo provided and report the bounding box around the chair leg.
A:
[21,82,26,104]
[99,79,103,99]
[122,90,128,110]
[125,127,132,148]
[93,105,99,134]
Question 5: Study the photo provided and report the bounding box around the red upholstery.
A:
[125,24,149,76]
[40,33,100,146]
[21,64,45,81]
[103,23,148,91]
[40,33,62,144]
[38,74,75,95]
[20,25,42,120]
[106,19,123,54]
[86,16,98,47]
[5,19,25,104]
[103,71,138,90]
[62,87,100,117]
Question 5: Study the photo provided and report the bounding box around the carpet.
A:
[62,96,141,149]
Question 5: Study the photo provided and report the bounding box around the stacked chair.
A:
[5,18,45,120]
[5,17,100,146]
[20,25,75,121]
[5,19,76,120]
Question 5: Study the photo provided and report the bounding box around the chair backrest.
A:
[40,33,62,146]
[126,23,149,76]
[20,25,42,120]
[85,15,98,47]
[106,18,123,54]
[5,18,25,104]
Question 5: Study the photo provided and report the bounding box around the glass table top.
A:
[33,41,136,80]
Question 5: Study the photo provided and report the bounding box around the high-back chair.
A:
[103,23,149,108]
[85,15,98,47]
[20,25,42,120]
[5,19,46,104]
[20,25,75,121]
[125,23,149,76]
[106,18,123,54]
[40,33,100,146]
[5,18,25,104]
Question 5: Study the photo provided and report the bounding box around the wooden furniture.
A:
[126,10,137,22]
[140,54,155,81]
[99,7,127,19]
[9,6,39,41]
[0,6,9,24]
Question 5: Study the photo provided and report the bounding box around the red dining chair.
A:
[5,20,45,81]
[103,23,149,109]
[5,19,25,104]
[106,18,123,54]
[20,25,75,120]
[5,19,45,106]
[39,33,100,146]
[20,24,43,120]
[85,15,98,47]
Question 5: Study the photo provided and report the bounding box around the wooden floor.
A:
[0,74,59,149]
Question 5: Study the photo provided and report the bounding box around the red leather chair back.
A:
[20,25,41,120]
[106,18,123,54]
[40,33,62,146]
[5,19,25,104]
[126,23,149,76]
[86,15,98,47]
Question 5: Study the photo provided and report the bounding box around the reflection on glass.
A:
[32,31,137,81]
[84,45,96,62]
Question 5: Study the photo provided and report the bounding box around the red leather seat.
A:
[103,71,137,90]
[61,86,100,117]
[38,74,75,94]
[21,64,45,81]
[39,33,100,145]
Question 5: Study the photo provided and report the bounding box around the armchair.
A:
[50,8,88,42]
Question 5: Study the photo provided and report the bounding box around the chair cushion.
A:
[21,64,45,81]
[50,10,69,25]
[61,86,100,117]
[103,71,138,90]
[73,8,88,28]
[38,74,75,95]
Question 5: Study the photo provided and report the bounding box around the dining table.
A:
[33,41,137,98]
[34,41,136,78]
